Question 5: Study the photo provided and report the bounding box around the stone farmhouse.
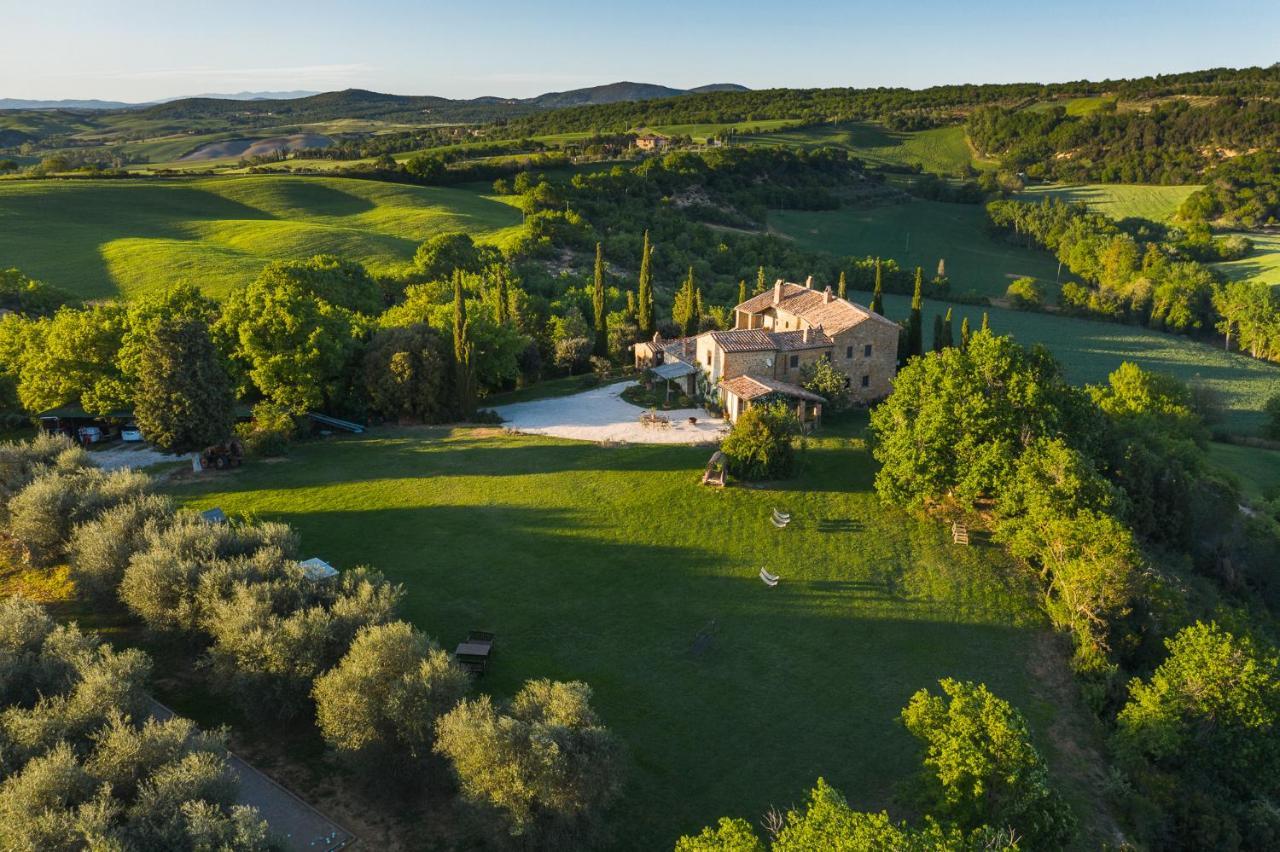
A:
[635,279,900,424]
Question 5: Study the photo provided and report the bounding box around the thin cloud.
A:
[56,63,374,82]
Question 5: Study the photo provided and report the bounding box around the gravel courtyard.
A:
[492,381,727,444]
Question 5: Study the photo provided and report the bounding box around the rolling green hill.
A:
[0,176,524,300]
[1017,183,1202,222]
[738,121,989,175]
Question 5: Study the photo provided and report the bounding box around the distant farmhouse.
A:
[635,279,900,425]
[634,133,670,153]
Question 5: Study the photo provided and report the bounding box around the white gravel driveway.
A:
[90,444,194,471]
[492,381,727,444]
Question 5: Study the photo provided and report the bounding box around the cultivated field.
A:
[1018,183,1202,222]
[1216,231,1280,287]
[772,200,1064,300]
[858,290,1280,435]
[738,121,988,175]
[0,176,523,299]
[165,420,1098,847]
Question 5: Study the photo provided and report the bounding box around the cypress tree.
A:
[942,306,954,349]
[694,287,703,330]
[673,268,698,337]
[452,270,475,417]
[907,267,924,358]
[738,279,747,306]
[754,266,766,296]
[932,314,945,352]
[592,242,607,357]
[981,311,990,332]
[870,258,884,315]
[494,268,510,326]
[960,315,972,351]
[837,270,847,300]
[637,230,654,336]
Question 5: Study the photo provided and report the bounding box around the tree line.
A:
[868,330,1280,848]
[986,196,1280,363]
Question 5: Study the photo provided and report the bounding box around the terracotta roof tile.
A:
[719,374,826,403]
[736,282,897,335]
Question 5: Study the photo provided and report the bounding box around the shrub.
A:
[435,679,623,845]
[234,401,295,458]
[69,493,174,599]
[312,621,470,763]
[1265,393,1280,440]
[799,358,850,414]
[720,401,799,481]
[1005,276,1044,309]
[7,467,151,565]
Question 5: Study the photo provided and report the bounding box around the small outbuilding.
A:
[199,508,228,525]
[298,557,339,582]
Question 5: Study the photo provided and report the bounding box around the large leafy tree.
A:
[16,304,132,415]
[216,270,364,413]
[252,255,382,315]
[132,315,235,453]
[434,679,623,845]
[902,679,1075,848]
[870,330,1077,508]
[361,324,451,422]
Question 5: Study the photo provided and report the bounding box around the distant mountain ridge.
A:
[0,81,749,115]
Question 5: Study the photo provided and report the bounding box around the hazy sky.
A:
[5,0,1278,101]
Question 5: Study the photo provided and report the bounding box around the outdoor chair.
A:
[759,567,780,587]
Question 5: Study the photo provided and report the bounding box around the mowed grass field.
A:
[772,200,1065,300]
[857,290,1280,435]
[1208,442,1280,500]
[1216,231,1280,287]
[0,176,524,299]
[164,422,1103,847]
[1018,184,1202,223]
[739,121,988,175]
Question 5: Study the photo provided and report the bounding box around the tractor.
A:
[200,440,244,471]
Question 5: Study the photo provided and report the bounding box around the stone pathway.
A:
[149,700,355,850]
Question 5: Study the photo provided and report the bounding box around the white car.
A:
[120,425,143,442]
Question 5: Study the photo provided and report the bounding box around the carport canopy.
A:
[651,361,699,381]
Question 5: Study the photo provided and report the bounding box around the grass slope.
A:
[164,423,1092,847]
[1208,442,1280,500]
[858,290,1279,435]
[0,176,523,299]
[771,200,1064,299]
[1018,184,1202,223]
[738,121,986,175]
[1216,231,1280,288]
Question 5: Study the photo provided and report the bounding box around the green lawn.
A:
[0,176,524,299]
[739,121,987,175]
[771,200,1065,300]
[163,423,1098,847]
[1017,184,1202,223]
[1215,231,1280,288]
[856,290,1280,435]
[1208,442,1280,500]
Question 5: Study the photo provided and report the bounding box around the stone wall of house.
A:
[830,321,899,401]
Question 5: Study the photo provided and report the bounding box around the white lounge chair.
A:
[770,509,791,529]
[759,567,780,587]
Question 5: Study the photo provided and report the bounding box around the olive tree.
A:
[435,679,624,845]
[312,621,470,762]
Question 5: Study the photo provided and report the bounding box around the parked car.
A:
[121,424,143,442]
[77,426,102,445]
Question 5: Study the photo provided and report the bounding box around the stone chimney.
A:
[773,280,783,305]
[804,275,813,288]
[823,285,833,304]
[802,325,811,343]
[652,331,662,344]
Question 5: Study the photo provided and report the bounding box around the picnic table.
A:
[454,631,496,674]
[639,410,672,429]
